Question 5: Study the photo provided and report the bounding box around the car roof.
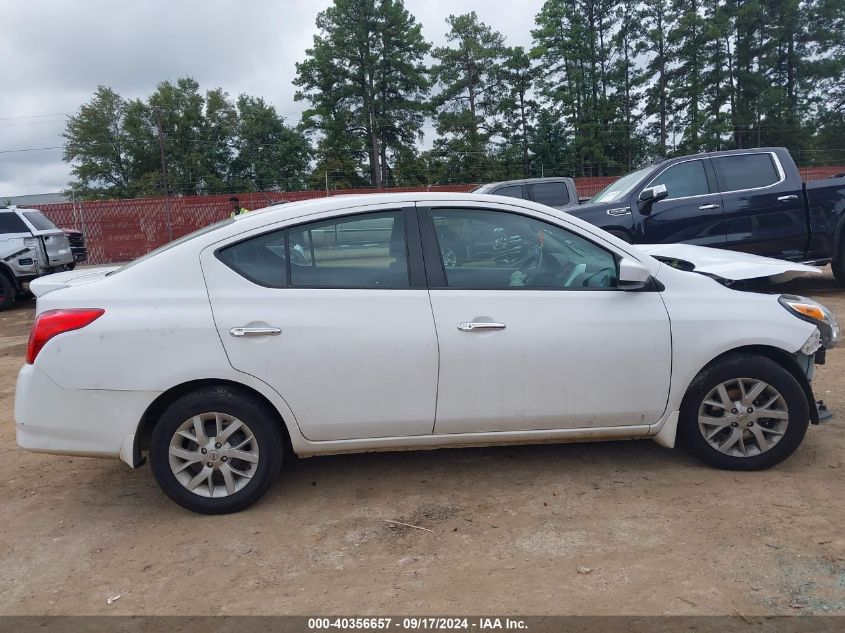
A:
[473,177,573,191]
[237,191,546,219]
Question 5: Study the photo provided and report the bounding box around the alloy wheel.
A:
[698,378,789,457]
[168,412,259,498]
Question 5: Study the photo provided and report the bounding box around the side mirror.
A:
[638,184,668,212]
[618,257,652,291]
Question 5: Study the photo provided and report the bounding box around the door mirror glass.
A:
[618,257,652,290]
[639,184,668,203]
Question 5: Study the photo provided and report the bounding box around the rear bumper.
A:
[15,364,158,467]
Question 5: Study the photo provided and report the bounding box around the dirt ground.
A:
[1,271,844,616]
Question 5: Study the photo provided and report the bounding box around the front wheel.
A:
[150,386,284,514]
[678,355,809,470]
[833,252,845,287]
[0,274,15,311]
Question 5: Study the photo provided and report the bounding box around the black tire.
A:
[678,354,810,470]
[833,253,845,287]
[150,386,284,514]
[0,273,15,311]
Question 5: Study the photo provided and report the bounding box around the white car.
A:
[15,193,839,514]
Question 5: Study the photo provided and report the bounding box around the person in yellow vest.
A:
[229,196,249,218]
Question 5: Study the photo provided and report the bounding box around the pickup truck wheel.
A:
[678,355,809,470]
[150,386,284,514]
[0,274,15,311]
[833,254,845,287]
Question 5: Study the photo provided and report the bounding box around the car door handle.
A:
[457,322,506,332]
[698,203,720,210]
[777,195,799,202]
[230,327,282,337]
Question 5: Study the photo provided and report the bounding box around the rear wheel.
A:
[150,386,284,514]
[678,355,809,470]
[833,251,845,287]
[0,273,15,311]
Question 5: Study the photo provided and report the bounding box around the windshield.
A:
[23,211,59,232]
[108,218,235,275]
[589,165,655,204]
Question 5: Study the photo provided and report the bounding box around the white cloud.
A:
[0,0,544,196]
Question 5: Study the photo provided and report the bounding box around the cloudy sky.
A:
[0,0,545,197]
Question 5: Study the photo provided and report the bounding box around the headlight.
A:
[779,294,840,348]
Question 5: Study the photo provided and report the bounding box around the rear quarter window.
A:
[714,154,781,191]
[491,185,525,199]
[0,213,29,234]
[22,211,59,231]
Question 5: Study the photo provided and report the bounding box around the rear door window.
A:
[713,153,781,191]
[288,211,409,288]
[0,213,29,234]
[217,211,410,289]
[218,229,288,287]
[529,181,570,207]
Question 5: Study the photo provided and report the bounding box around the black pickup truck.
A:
[570,147,845,285]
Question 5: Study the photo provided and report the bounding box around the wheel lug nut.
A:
[201,448,207,454]
[206,462,213,468]
[731,409,738,415]
[222,456,228,462]
[747,407,753,414]
[747,422,753,427]
[731,422,739,427]
[215,443,222,449]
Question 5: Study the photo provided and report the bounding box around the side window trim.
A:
[713,151,787,195]
[416,205,622,291]
[402,206,428,287]
[641,157,717,202]
[416,206,447,287]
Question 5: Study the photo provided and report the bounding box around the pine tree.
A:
[430,12,507,182]
[666,0,710,153]
[636,0,673,156]
[295,0,430,188]
[533,0,618,176]
[495,46,538,178]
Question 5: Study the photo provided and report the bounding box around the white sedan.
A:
[15,193,839,513]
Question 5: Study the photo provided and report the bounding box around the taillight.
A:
[26,308,104,364]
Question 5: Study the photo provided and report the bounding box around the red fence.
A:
[36,168,845,265]
[38,185,477,265]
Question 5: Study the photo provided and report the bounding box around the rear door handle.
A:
[777,195,799,202]
[698,203,720,210]
[230,327,281,337]
[457,322,506,332]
